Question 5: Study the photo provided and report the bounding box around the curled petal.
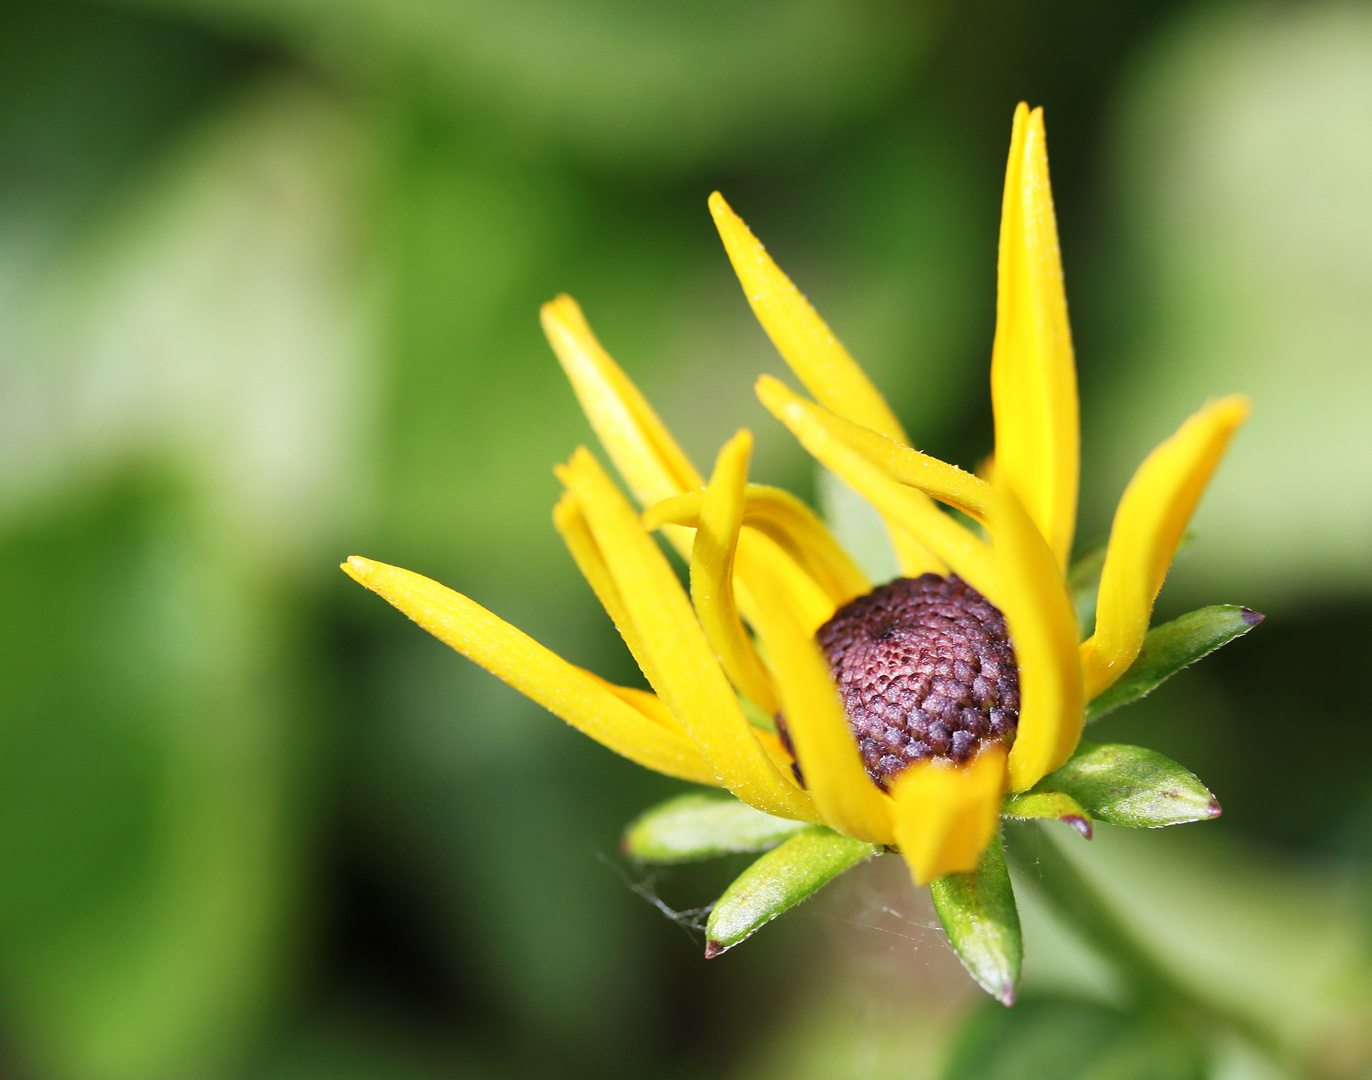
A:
[743,567,895,846]
[558,448,817,821]
[992,483,1085,793]
[891,746,1007,885]
[692,431,781,714]
[342,557,718,786]
[734,530,840,637]
[709,191,908,442]
[769,397,991,522]
[758,375,998,597]
[991,103,1079,569]
[646,483,869,607]
[1081,395,1251,699]
[555,491,665,693]
[541,294,701,558]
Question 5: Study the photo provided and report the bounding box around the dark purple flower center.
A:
[814,574,1019,790]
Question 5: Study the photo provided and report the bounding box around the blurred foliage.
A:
[0,0,1367,1078]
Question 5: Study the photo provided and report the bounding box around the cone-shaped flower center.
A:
[816,575,1020,789]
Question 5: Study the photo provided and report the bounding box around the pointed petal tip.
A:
[996,985,1017,1008]
[704,940,726,959]
[1241,608,1265,626]
[1064,815,1093,840]
[341,555,374,582]
[1207,798,1223,819]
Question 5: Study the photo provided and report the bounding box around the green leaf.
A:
[1086,604,1263,721]
[622,792,811,863]
[1039,742,1220,828]
[940,996,1206,1080]
[930,835,1022,1005]
[1002,791,1093,839]
[704,827,877,956]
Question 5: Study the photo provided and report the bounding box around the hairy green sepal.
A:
[1087,604,1263,721]
[1033,742,1220,828]
[705,827,876,956]
[623,792,811,863]
[930,834,1022,1006]
[1003,790,1093,838]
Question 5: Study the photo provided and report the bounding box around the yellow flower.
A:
[343,103,1248,888]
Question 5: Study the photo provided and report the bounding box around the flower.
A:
[343,103,1248,894]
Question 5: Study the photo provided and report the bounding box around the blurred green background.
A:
[0,1,1370,1077]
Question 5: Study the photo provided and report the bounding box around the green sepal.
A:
[1002,790,1093,839]
[930,834,1022,1006]
[1087,604,1263,721]
[704,827,877,956]
[1035,742,1220,828]
[622,792,811,864]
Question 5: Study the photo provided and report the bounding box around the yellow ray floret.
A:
[553,491,669,698]
[341,556,718,786]
[990,103,1079,570]
[581,672,690,739]
[691,430,781,714]
[765,386,992,523]
[541,295,702,561]
[991,483,1084,793]
[644,484,869,607]
[743,566,895,847]
[757,375,1000,597]
[1081,395,1251,699]
[557,448,817,821]
[891,745,1007,885]
[712,192,945,576]
[708,191,908,443]
[734,531,842,637]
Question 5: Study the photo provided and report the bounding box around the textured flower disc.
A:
[815,574,1020,789]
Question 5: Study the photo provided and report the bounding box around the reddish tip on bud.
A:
[1207,799,1223,819]
[704,940,726,959]
[1240,608,1265,626]
[1064,816,1093,840]
[996,985,1017,1008]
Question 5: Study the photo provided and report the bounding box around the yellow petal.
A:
[541,294,701,557]
[992,483,1085,793]
[735,530,839,637]
[646,483,870,607]
[341,556,718,786]
[554,490,672,696]
[742,564,895,845]
[559,448,818,821]
[709,191,908,443]
[1081,395,1251,699]
[891,745,1006,885]
[691,430,781,714]
[581,671,689,738]
[758,375,997,597]
[772,392,992,522]
[990,104,1079,569]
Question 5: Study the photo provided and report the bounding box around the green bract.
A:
[617,598,1254,1007]
[703,827,877,956]
[1086,605,1263,722]
[930,836,1022,1006]
[623,791,811,862]
[1030,742,1220,828]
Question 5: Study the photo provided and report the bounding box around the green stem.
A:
[1005,822,1313,1079]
